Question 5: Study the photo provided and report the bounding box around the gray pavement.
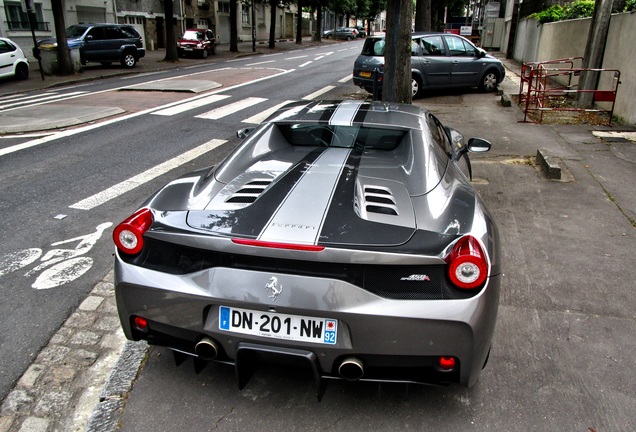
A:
[1,45,636,432]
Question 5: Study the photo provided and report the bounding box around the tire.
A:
[15,63,29,80]
[480,71,499,92]
[412,75,423,99]
[346,35,352,41]
[121,52,136,68]
[201,48,208,59]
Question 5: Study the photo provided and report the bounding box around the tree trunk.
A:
[269,0,277,49]
[296,0,303,44]
[51,0,74,75]
[230,0,239,52]
[163,0,179,62]
[576,0,613,107]
[314,4,322,42]
[382,0,413,104]
[414,0,431,32]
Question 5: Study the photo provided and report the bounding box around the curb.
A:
[0,272,128,432]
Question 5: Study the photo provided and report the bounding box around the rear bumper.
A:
[115,255,500,388]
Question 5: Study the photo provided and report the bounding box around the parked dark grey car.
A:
[37,24,145,68]
[353,32,505,98]
[113,100,501,397]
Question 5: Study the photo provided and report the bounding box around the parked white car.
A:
[0,37,29,80]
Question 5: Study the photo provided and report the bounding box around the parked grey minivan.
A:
[37,24,145,68]
[353,32,505,98]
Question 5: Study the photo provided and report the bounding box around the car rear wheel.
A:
[346,35,352,41]
[121,52,136,68]
[412,75,423,98]
[15,63,29,80]
[479,71,499,92]
[201,48,208,59]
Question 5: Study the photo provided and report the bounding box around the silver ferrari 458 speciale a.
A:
[113,100,501,399]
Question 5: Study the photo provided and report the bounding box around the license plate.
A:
[360,71,372,78]
[219,306,337,345]
[184,48,193,51]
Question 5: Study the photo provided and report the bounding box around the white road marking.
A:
[285,55,308,60]
[262,53,283,57]
[196,97,267,120]
[0,92,87,111]
[245,60,277,66]
[152,94,230,116]
[315,56,325,61]
[298,61,312,68]
[242,100,294,124]
[226,58,252,62]
[69,139,227,210]
[120,71,164,79]
[0,69,294,158]
[338,74,353,83]
[302,86,336,100]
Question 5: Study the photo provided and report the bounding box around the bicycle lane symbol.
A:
[0,222,112,290]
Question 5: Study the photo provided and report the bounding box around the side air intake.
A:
[225,180,272,204]
[364,186,398,216]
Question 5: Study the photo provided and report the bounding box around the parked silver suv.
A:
[38,24,145,68]
[353,32,505,98]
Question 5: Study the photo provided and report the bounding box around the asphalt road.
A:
[0,39,363,401]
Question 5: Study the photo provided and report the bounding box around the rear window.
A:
[66,25,88,38]
[361,38,385,56]
[277,124,406,150]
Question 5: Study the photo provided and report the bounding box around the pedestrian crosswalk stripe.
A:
[151,94,231,116]
[242,100,294,124]
[69,139,227,210]
[0,92,87,111]
[196,97,267,120]
[302,86,335,100]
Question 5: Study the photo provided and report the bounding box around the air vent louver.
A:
[225,180,272,204]
[364,185,398,216]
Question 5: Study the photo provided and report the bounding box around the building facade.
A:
[2,0,304,61]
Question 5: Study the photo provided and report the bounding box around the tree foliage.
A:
[528,0,597,24]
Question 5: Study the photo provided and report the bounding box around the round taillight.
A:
[113,208,153,255]
[133,316,148,332]
[439,356,456,370]
[447,236,488,290]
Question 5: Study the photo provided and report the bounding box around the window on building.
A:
[218,2,230,14]
[242,5,250,26]
[4,1,46,31]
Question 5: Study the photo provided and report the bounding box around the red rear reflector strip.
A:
[232,238,324,252]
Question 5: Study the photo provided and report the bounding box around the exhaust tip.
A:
[338,357,364,381]
[195,337,219,361]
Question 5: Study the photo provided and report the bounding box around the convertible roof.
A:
[264,100,429,130]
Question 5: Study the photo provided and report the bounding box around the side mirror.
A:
[85,35,93,41]
[475,48,486,58]
[236,128,254,139]
[467,137,491,152]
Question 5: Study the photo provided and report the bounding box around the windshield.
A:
[182,31,205,40]
[277,124,406,150]
[65,25,89,38]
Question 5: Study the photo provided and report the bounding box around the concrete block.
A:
[536,149,562,179]
[501,93,512,107]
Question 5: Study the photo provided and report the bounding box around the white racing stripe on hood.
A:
[259,147,352,244]
[329,100,364,126]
